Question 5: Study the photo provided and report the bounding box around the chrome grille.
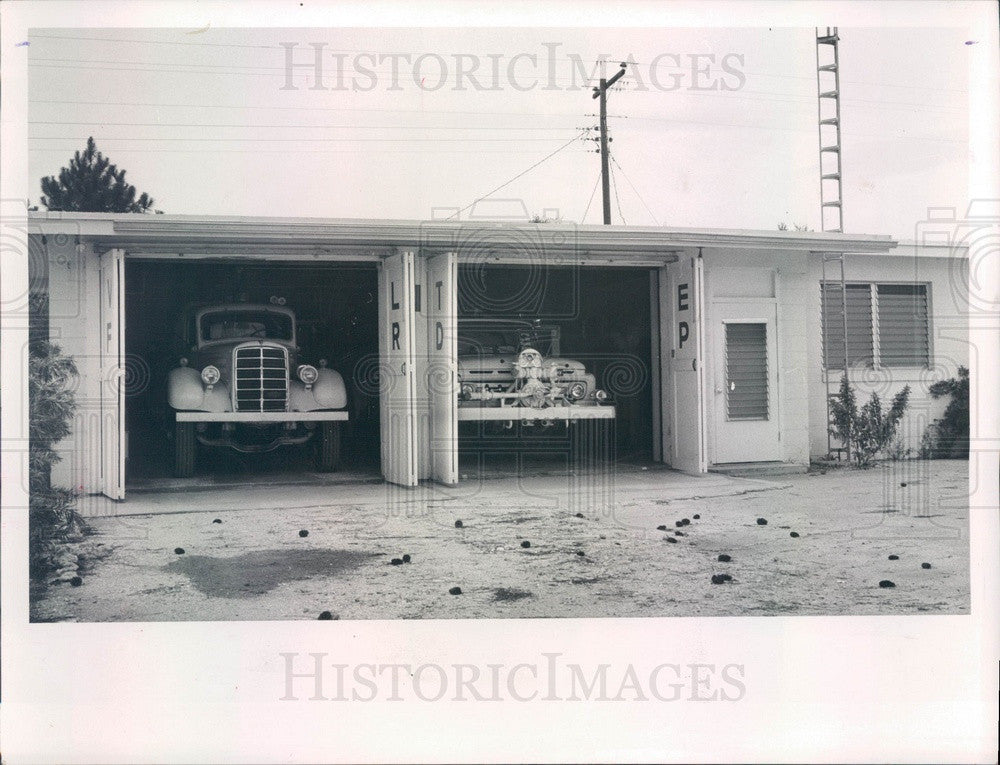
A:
[234,346,288,412]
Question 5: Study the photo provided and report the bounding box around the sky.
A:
[26,24,970,239]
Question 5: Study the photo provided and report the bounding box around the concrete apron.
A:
[77,465,790,519]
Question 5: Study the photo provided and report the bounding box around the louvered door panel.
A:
[725,322,768,421]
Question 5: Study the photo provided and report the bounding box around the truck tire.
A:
[174,421,196,478]
[316,422,341,472]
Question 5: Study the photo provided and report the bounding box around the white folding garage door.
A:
[99,248,126,500]
[424,252,458,485]
[666,255,706,474]
[378,250,418,487]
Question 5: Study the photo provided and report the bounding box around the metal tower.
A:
[816,27,844,233]
[816,27,850,460]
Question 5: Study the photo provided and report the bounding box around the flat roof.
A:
[28,211,898,256]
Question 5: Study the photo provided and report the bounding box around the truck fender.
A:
[290,369,347,411]
[201,382,231,412]
[167,367,206,410]
[313,368,347,409]
[168,367,231,412]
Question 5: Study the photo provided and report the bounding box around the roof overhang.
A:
[27,212,897,259]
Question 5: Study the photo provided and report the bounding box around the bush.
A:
[887,438,912,461]
[922,366,969,459]
[829,375,911,468]
[29,341,86,579]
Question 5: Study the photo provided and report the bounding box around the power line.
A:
[25,32,645,69]
[614,114,968,143]
[26,51,965,112]
[30,55,300,70]
[625,84,964,114]
[29,32,284,51]
[27,60,606,87]
[26,115,965,146]
[444,130,587,220]
[581,169,602,223]
[28,54,607,85]
[28,95,962,126]
[27,34,967,94]
[609,155,626,225]
[28,146,570,155]
[28,136,574,143]
[28,98,595,119]
[609,152,660,226]
[27,120,578,131]
[28,60,964,114]
[596,56,968,93]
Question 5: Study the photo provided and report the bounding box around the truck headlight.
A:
[594,389,608,402]
[201,365,220,386]
[460,383,474,400]
[297,364,319,385]
[568,382,587,400]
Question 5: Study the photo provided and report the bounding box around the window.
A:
[821,282,929,368]
[199,310,294,343]
[876,284,930,367]
[820,283,874,368]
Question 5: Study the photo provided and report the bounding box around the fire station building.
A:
[26,212,969,502]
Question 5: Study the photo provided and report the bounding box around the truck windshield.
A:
[457,328,557,356]
[200,311,293,342]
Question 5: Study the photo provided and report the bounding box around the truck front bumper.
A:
[176,411,349,423]
[457,406,615,421]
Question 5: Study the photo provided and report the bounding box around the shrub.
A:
[829,375,911,468]
[887,438,912,461]
[922,366,969,459]
[29,341,86,579]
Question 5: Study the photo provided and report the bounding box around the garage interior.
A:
[455,263,656,473]
[124,260,380,487]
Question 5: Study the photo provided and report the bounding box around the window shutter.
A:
[877,284,929,366]
[725,322,769,420]
[821,282,874,368]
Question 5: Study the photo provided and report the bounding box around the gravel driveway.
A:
[30,460,970,622]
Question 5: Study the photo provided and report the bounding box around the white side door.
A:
[99,248,125,499]
[378,250,418,487]
[670,255,706,474]
[712,301,781,463]
[425,251,458,485]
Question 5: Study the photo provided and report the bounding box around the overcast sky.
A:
[27,25,969,239]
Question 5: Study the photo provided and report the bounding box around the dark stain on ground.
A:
[493,587,534,602]
[497,515,544,524]
[164,548,375,598]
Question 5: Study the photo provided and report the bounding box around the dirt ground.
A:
[30,459,970,622]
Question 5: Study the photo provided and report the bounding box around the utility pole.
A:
[592,63,627,225]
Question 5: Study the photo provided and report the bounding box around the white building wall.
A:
[702,248,811,466]
[777,255,813,465]
[806,245,969,459]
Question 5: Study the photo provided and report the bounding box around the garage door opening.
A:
[455,264,656,476]
[124,260,380,489]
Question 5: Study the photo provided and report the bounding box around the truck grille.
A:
[234,346,288,412]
